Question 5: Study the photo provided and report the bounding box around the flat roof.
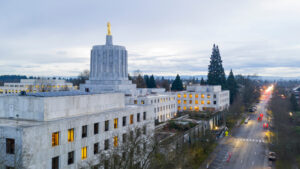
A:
[23,91,111,97]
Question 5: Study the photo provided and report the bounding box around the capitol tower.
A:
[80,22,136,95]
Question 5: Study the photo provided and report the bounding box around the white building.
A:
[0,79,74,95]
[0,24,155,169]
[0,91,154,169]
[176,85,229,112]
[126,88,177,122]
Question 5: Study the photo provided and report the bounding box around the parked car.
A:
[268,152,276,161]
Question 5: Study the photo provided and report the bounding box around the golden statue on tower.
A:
[107,22,112,35]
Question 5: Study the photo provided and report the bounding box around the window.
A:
[114,136,118,147]
[177,100,181,104]
[195,106,199,111]
[6,166,14,169]
[195,100,199,104]
[183,106,187,110]
[94,123,99,135]
[177,94,181,98]
[130,114,134,124]
[94,143,99,154]
[189,94,193,98]
[184,100,187,104]
[137,113,140,122]
[143,112,147,120]
[141,100,144,104]
[105,120,109,131]
[82,125,87,138]
[81,147,87,160]
[201,94,205,98]
[68,151,74,165]
[189,100,192,104]
[52,156,59,169]
[52,132,59,147]
[6,138,15,154]
[68,129,74,142]
[207,100,211,104]
[122,116,127,126]
[105,139,109,150]
[122,133,127,143]
[189,106,193,111]
[114,118,118,129]
[201,100,205,104]
[214,101,217,104]
[183,94,187,98]
[207,94,211,99]
[214,94,216,98]
[178,106,181,110]
[195,94,199,98]
[134,100,137,104]
[143,126,147,135]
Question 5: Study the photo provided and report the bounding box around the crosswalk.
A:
[234,138,265,143]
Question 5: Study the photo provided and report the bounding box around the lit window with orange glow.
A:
[207,100,211,104]
[183,94,187,98]
[195,100,199,104]
[189,94,193,98]
[81,146,87,159]
[52,132,59,147]
[189,106,193,110]
[195,94,199,98]
[114,118,118,129]
[207,94,211,99]
[183,106,187,110]
[114,136,118,147]
[134,100,137,104]
[177,94,181,98]
[178,106,181,110]
[68,128,74,142]
[189,100,192,104]
[184,100,187,104]
[178,100,181,104]
[141,100,145,104]
[195,106,199,111]
[201,100,205,104]
[130,115,134,124]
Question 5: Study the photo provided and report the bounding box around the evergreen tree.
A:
[290,93,299,111]
[207,44,227,89]
[135,75,146,88]
[128,74,132,81]
[144,75,150,87]
[171,74,184,91]
[227,69,238,104]
[200,77,206,85]
[148,75,156,88]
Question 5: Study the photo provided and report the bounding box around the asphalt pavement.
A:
[204,94,273,169]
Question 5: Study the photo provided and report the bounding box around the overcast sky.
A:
[1,0,300,77]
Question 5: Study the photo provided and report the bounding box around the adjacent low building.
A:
[0,79,74,94]
[176,85,229,112]
[126,88,177,122]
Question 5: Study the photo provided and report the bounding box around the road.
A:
[207,87,273,169]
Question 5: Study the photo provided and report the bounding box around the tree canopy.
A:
[227,69,238,104]
[171,74,184,91]
[207,44,227,89]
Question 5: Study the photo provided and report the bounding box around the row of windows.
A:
[134,97,176,105]
[178,106,218,111]
[52,112,147,147]
[177,94,216,99]
[178,100,217,105]
[154,104,176,113]
[51,126,147,169]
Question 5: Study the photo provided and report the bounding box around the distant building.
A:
[126,88,177,122]
[0,79,74,94]
[292,85,300,105]
[176,85,229,112]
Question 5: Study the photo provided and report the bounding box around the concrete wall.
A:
[0,93,126,121]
